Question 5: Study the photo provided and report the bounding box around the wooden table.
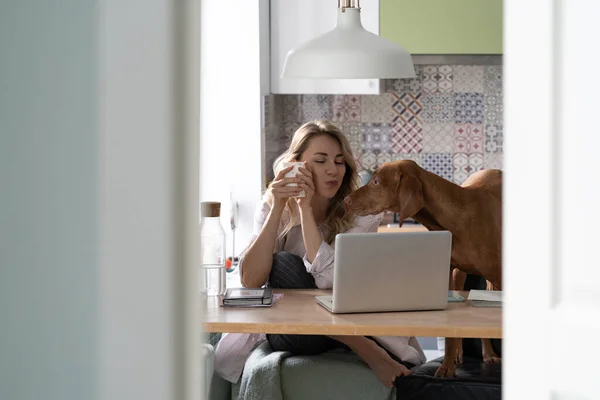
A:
[204,289,502,339]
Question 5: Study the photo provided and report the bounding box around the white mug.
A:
[282,161,306,197]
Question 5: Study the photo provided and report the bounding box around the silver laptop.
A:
[316,231,452,313]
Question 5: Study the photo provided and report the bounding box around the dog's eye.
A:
[372,177,379,185]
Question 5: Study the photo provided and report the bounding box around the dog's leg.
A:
[435,338,458,377]
[482,338,501,364]
[451,268,467,364]
[481,280,501,363]
[435,267,464,377]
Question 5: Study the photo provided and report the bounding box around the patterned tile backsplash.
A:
[264,64,503,185]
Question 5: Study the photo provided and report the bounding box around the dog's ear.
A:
[396,174,424,222]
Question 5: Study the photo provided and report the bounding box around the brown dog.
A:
[344,160,502,377]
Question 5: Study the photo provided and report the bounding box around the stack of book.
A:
[222,288,273,307]
[467,290,503,307]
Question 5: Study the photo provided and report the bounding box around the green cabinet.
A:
[380,0,503,54]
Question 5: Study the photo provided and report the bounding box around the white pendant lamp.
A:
[281,0,415,79]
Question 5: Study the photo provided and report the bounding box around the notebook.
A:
[467,290,503,307]
[222,288,273,306]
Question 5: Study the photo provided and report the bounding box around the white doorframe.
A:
[505,0,600,398]
[99,0,202,399]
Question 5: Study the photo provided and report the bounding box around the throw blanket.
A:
[209,341,290,400]
[237,341,291,400]
[209,340,396,400]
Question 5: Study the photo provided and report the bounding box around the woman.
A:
[214,120,426,388]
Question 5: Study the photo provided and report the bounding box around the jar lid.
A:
[201,201,221,218]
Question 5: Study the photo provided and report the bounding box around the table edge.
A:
[204,322,502,338]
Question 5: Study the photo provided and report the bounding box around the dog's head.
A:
[344,160,424,221]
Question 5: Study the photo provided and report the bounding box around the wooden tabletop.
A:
[204,289,502,338]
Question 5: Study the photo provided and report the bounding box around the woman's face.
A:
[299,135,346,199]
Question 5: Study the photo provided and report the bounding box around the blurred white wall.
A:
[0,1,201,399]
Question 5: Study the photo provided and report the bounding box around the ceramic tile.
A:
[421,93,454,123]
[422,123,454,153]
[392,92,423,125]
[342,123,362,157]
[387,66,423,94]
[380,79,392,92]
[264,123,279,141]
[264,124,281,153]
[453,65,484,93]
[422,153,453,181]
[332,95,361,122]
[376,152,393,169]
[422,65,453,94]
[361,93,395,123]
[281,121,302,146]
[484,152,503,170]
[391,153,423,166]
[361,123,393,153]
[358,150,378,172]
[392,119,423,154]
[391,92,424,154]
[454,124,483,154]
[265,95,285,126]
[484,124,503,153]
[283,95,302,124]
[263,63,503,190]
[301,95,333,122]
[381,79,397,93]
[484,93,503,126]
[484,65,503,94]
[455,93,484,124]
[263,96,273,125]
[453,153,484,184]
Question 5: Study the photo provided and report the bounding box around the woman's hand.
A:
[295,162,315,210]
[268,166,303,210]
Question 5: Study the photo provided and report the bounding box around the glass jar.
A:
[199,201,226,296]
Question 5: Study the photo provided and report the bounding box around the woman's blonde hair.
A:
[265,120,360,244]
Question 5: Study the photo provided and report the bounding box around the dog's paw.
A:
[483,354,501,364]
[434,363,456,378]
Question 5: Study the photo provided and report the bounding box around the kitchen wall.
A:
[263,64,503,184]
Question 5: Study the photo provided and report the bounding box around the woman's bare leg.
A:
[330,335,411,387]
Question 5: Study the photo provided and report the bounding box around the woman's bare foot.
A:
[360,343,412,387]
[330,335,412,387]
